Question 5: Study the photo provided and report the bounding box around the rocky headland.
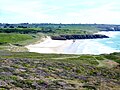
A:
[51,34,109,40]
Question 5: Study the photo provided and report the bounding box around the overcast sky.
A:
[0,0,120,24]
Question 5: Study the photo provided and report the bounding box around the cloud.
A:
[0,0,120,24]
[62,1,120,24]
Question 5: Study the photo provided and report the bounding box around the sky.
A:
[0,0,120,24]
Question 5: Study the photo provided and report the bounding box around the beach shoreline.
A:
[26,31,120,55]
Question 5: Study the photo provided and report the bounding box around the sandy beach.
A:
[26,31,120,55]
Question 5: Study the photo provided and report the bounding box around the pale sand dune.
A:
[26,37,73,54]
[26,32,120,55]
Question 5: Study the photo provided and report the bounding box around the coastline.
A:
[26,31,120,55]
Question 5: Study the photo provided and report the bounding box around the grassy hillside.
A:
[0,51,119,90]
[0,25,99,35]
[0,33,45,52]
[0,33,46,45]
[0,33,34,45]
[60,25,99,33]
[45,25,99,35]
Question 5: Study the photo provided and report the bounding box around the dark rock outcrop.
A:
[51,34,109,40]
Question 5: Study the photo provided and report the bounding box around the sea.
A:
[64,31,120,55]
[97,31,120,51]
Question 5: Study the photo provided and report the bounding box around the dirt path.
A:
[52,56,80,60]
[92,56,119,68]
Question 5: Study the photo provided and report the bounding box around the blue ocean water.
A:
[97,32,120,50]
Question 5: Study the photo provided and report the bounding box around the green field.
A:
[0,33,34,44]
[45,25,99,35]
[0,32,45,52]
[0,32,45,45]
[0,25,99,35]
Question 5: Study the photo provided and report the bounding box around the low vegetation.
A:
[0,24,99,35]
[0,28,42,34]
[0,51,120,90]
[0,33,35,45]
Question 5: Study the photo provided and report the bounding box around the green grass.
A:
[0,33,45,46]
[61,25,98,30]
[58,25,99,34]
[0,33,45,52]
[0,33,34,44]
[1,52,119,65]
[0,28,41,30]
[31,25,100,35]
[0,26,99,35]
